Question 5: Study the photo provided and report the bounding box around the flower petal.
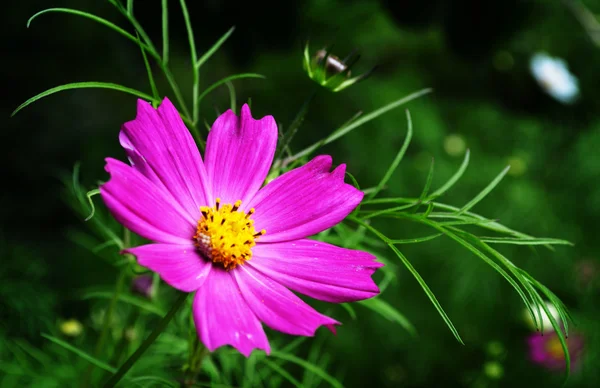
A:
[119,130,163,187]
[248,155,363,242]
[193,268,270,357]
[125,244,211,292]
[249,239,382,303]
[204,104,277,206]
[121,98,211,220]
[234,266,339,336]
[100,158,195,244]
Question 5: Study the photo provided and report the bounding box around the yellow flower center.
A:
[545,336,566,360]
[194,198,265,270]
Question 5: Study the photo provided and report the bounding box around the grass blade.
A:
[262,359,302,388]
[457,165,510,214]
[478,236,573,246]
[225,81,236,112]
[359,298,417,336]
[367,109,413,200]
[387,244,463,344]
[349,216,464,344]
[389,233,443,244]
[84,189,100,221]
[28,8,158,61]
[179,0,199,124]
[418,158,435,202]
[161,0,169,64]
[41,334,116,373]
[138,33,160,102]
[288,88,432,162]
[269,352,343,388]
[428,149,470,200]
[197,73,265,105]
[12,82,156,116]
[196,26,236,69]
[81,291,166,316]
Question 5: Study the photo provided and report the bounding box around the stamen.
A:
[194,199,265,270]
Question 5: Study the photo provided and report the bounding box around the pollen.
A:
[194,198,265,270]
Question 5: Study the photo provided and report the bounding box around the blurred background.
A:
[2,0,600,386]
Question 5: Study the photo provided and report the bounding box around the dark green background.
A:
[2,0,599,386]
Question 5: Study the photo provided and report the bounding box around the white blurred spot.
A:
[530,53,579,104]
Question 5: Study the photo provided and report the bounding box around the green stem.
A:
[103,292,189,387]
[95,270,127,355]
[179,0,199,125]
[82,268,128,386]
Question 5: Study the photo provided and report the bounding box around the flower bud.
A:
[131,274,155,300]
[303,42,374,92]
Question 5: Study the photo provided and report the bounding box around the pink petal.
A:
[248,155,363,242]
[249,239,383,303]
[234,266,339,336]
[120,98,211,220]
[125,244,211,292]
[119,130,163,188]
[204,104,277,207]
[527,334,548,363]
[193,268,270,357]
[100,158,195,245]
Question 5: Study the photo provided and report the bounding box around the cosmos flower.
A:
[100,98,383,356]
[527,331,584,371]
[530,53,579,104]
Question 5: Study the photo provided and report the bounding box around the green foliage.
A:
[5,0,586,387]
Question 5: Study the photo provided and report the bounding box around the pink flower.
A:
[527,331,584,371]
[100,98,383,356]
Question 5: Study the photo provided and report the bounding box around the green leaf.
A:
[81,291,166,316]
[196,26,236,69]
[179,0,199,123]
[418,157,435,202]
[478,236,573,246]
[137,33,160,102]
[275,90,317,162]
[389,233,443,244]
[367,110,413,200]
[340,303,357,320]
[262,359,302,388]
[387,244,463,344]
[428,149,470,200]
[161,0,169,64]
[41,334,117,373]
[457,165,510,214]
[434,225,538,329]
[269,352,343,388]
[27,8,158,61]
[288,88,432,162]
[349,216,464,344]
[197,73,265,106]
[225,81,236,113]
[12,82,156,116]
[362,202,420,220]
[126,376,178,387]
[84,189,100,221]
[359,298,417,336]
